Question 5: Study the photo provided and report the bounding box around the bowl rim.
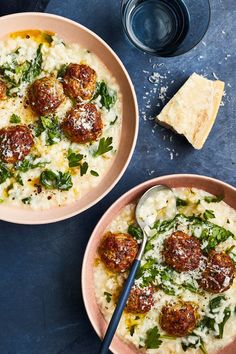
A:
[0,12,139,224]
[82,173,236,353]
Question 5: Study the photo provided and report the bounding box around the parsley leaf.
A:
[93,137,113,157]
[90,170,99,177]
[104,292,112,303]
[93,81,117,110]
[203,210,215,220]
[22,197,31,205]
[10,113,21,123]
[145,326,162,349]
[67,149,83,167]
[204,195,224,203]
[80,162,88,176]
[40,170,73,191]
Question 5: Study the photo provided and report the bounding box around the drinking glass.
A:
[121,0,211,57]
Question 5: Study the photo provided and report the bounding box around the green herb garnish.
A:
[104,291,112,303]
[145,326,162,349]
[93,137,113,157]
[40,115,62,145]
[15,155,50,173]
[10,113,21,124]
[93,81,117,110]
[90,170,99,177]
[40,170,73,191]
[67,149,83,167]
[204,195,224,203]
[22,43,43,83]
[0,163,11,184]
[43,32,54,44]
[203,210,215,220]
[128,224,143,241]
[57,64,68,80]
[110,115,118,125]
[22,197,31,205]
[15,174,23,186]
[80,162,88,176]
[176,197,189,207]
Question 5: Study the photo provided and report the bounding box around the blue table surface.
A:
[0,0,235,353]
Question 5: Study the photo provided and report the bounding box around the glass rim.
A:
[120,0,211,58]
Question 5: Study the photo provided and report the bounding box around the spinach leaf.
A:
[93,137,113,157]
[57,64,68,80]
[128,224,143,241]
[15,174,23,186]
[145,326,162,349]
[67,149,83,167]
[40,170,73,191]
[104,292,112,303]
[0,163,11,184]
[204,195,224,203]
[40,115,62,145]
[176,197,189,206]
[203,210,215,220]
[15,155,50,173]
[218,308,231,339]
[10,113,21,123]
[93,81,117,110]
[42,32,53,44]
[22,43,43,83]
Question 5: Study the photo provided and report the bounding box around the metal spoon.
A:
[98,184,177,354]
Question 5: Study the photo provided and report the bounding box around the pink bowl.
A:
[82,174,236,354]
[0,12,138,224]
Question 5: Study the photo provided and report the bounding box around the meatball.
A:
[28,76,64,115]
[61,103,102,144]
[126,286,154,314]
[163,231,202,272]
[0,125,34,163]
[63,63,96,101]
[160,302,197,337]
[99,232,138,272]
[0,80,6,100]
[199,251,235,293]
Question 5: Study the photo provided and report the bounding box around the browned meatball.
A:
[163,231,202,272]
[0,125,34,163]
[0,80,6,100]
[63,63,96,101]
[198,251,235,293]
[126,286,154,314]
[28,76,64,115]
[99,232,138,272]
[160,302,197,337]
[61,103,103,144]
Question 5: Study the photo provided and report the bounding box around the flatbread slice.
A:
[156,73,225,149]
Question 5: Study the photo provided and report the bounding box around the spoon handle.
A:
[98,258,141,354]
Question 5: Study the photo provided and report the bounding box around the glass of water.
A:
[121,0,211,57]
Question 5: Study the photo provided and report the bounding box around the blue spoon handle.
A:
[98,258,141,354]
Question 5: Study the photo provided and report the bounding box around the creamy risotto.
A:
[94,188,236,354]
[0,30,121,209]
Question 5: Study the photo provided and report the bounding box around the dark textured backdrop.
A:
[0,0,235,353]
